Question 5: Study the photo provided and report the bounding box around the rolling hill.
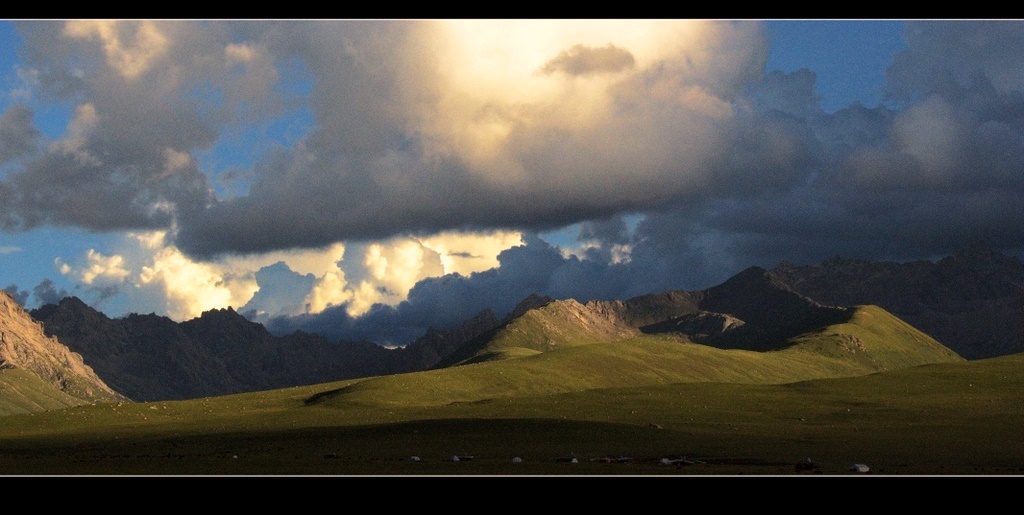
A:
[0,333,1007,475]
[0,260,1002,474]
[311,303,961,409]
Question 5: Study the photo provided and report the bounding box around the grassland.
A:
[0,305,1016,475]
[0,368,93,416]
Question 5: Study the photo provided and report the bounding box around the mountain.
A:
[769,242,1024,359]
[31,299,396,401]
[25,244,1012,403]
[437,264,959,373]
[0,291,124,414]
[306,302,962,412]
[30,298,502,402]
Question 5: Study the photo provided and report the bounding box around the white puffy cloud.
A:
[303,267,351,314]
[418,230,523,276]
[56,248,130,285]
[333,231,522,316]
[50,227,523,322]
[136,244,257,320]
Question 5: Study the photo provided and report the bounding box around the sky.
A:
[0,19,1021,346]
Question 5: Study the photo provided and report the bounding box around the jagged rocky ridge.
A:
[31,298,499,402]
[26,243,1023,402]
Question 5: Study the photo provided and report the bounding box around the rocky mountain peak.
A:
[0,290,123,403]
[505,293,554,322]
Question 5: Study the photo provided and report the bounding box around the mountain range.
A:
[2,243,1021,407]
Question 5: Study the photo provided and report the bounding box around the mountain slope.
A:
[30,298,500,402]
[308,304,962,409]
[0,291,123,413]
[448,266,865,366]
[769,242,1024,358]
[31,299,404,402]
[22,244,1005,404]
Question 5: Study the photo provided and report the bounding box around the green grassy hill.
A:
[0,368,95,416]
[302,305,961,408]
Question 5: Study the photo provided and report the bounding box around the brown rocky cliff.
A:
[0,291,124,403]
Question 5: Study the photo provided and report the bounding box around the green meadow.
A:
[0,305,1018,475]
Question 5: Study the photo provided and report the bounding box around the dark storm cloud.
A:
[264,20,1024,346]
[88,284,121,306]
[885,21,1024,99]
[0,105,39,163]
[539,44,636,76]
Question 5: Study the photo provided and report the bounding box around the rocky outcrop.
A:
[32,300,400,401]
[640,311,745,342]
[0,291,123,404]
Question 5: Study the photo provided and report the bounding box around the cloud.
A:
[32,278,69,306]
[303,266,351,315]
[886,21,1024,99]
[1,20,285,235]
[173,20,770,257]
[2,20,1022,344]
[51,231,258,320]
[265,234,640,344]
[539,44,635,76]
[0,245,22,254]
[0,104,39,163]
[62,20,170,80]
[56,248,130,285]
[418,230,523,276]
[3,284,29,305]
[238,261,316,319]
[135,245,257,320]
[235,230,523,323]
[49,227,522,325]
[259,20,1024,347]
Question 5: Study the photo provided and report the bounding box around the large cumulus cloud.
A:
[173,20,770,257]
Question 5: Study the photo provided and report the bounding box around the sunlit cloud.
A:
[62,20,169,80]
